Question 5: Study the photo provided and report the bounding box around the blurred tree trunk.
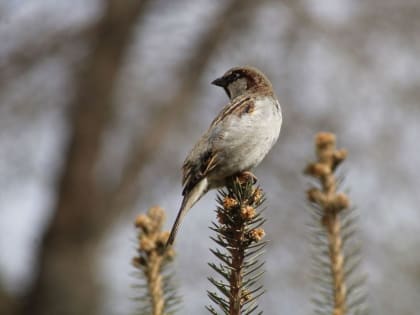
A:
[0,287,17,315]
[20,1,150,315]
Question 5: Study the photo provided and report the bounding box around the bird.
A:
[166,65,282,247]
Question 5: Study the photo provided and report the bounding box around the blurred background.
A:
[1,0,420,314]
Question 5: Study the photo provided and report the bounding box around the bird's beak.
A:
[211,76,226,87]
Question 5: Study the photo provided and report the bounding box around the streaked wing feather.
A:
[210,95,253,127]
[182,95,257,195]
[182,150,219,196]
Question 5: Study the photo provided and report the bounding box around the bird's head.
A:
[211,66,272,100]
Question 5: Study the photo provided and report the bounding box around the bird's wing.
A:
[182,148,219,196]
[181,95,257,196]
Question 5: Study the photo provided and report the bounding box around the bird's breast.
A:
[213,96,282,176]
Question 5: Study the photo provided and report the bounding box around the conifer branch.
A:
[207,173,266,315]
[305,132,367,315]
[133,206,181,315]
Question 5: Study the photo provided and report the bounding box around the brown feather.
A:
[210,95,254,127]
[182,149,219,196]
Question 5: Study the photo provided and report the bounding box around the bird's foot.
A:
[236,171,258,185]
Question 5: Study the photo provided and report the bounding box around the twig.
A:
[305,132,349,315]
[133,206,179,315]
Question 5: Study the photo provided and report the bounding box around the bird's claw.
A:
[236,171,258,185]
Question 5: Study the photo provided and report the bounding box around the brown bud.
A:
[223,196,238,210]
[156,231,170,246]
[334,149,347,161]
[148,206,165,220]
[305,162,330,177]
[307,188,326,205]
[241,289,252,304]
[315,163,331,176]
[140,237,155,252]
[332,149,348,169]
[315,132,336,149]
[252,187,263,204]
[331,193,350,212]
[240,205,256,220]
[147,206,166,230]
[135,214,151,230]
[249,228,265,242]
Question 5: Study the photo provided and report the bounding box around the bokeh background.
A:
[1,0,420,314]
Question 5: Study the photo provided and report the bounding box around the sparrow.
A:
[166,66,282,246]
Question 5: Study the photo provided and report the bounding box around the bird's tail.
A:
[166,178,208,247]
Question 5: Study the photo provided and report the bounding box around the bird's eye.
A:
[229,72,240,81]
